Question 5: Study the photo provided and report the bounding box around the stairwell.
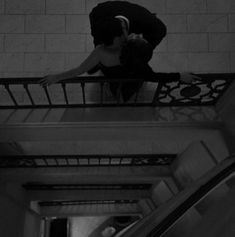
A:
[0,0,235,235]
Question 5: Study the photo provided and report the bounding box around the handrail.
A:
[22,183,152,190]
[0,154,176,168]
[119,156,235,237]
[39,199,138,207]
[0,73,233,108]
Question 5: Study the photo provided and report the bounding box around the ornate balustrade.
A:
[0,73,233,108]
[39,199,138,207]
[23,183,152,190]
[0,154,176,168]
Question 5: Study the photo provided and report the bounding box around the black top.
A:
[99,63,180,102]
[100,64,128,78]
[89,1,167,49]
[100,63,180,81]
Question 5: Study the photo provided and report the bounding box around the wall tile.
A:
[0,53,24,72]
[209,33,235,51]
[0,35,3,52]
[0,15,24,33]
[24,53,65,72]
[0,0,234,77]
[129,0,166,14]
[150,53,188,72]
[2,72,45,78]
[86,0,166,15]
[166,0,206,14]
[86,34,94,52]
[160,15,188,33]
[231,53,235,71]
[207,0,235,13]
[65,53,89,70]
[25,15,65,33]
[5,34,44,52]
[46,34,86,52]
[6,0,45,14]
[229,15,235,32]
[0,0,4,14]
[188,14,228,32]
[154,37,167,53]
[66,15,90,33]
[46,0,85,14]
[85,0,98,14]
[168,33,208,52]
[188,53,230,72]
[86,0,164,22]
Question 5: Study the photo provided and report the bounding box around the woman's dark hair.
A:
[97,18,123,46]
[120,38,153,74]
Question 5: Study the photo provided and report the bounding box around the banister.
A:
[119,156,235,237]
[0,73,233,108]
[0,154,176,168]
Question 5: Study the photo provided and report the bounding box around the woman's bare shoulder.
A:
[91,45,106,57]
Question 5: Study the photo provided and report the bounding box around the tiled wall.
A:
[0,0,234,77]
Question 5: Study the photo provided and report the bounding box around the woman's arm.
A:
[149,72,201,83]
[40,47,101,86]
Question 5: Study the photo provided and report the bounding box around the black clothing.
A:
[100,64,143,102]
[89,1,167,49]
[99,63,180,102]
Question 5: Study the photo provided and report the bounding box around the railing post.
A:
[100,81,104,105]
[23,84,35,106]
[43,86,52,105]
[80,81,86,105]
[61,83,69,105]
[152,81,163,106]
[4,84,18,106]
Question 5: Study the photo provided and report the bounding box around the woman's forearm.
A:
[56,67,82,81]
[40,47,101,86]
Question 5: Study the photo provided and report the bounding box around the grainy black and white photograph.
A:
[0,0,235,236]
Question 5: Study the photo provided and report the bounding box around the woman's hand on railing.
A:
[39,74,61,86]
[180,73,202,83]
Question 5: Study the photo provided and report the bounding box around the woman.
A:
[40,34,200,102]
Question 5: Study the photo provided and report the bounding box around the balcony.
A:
[0,73,233,109]
[0,74,234,237]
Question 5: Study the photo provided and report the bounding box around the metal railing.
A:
[22,183,152,190]
[38,199,138,207]
[0,73,233,108]
[120,156,235,237]
[0,154,176,168]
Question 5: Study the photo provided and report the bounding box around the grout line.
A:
[207,32,210,52]
[165,0,167,14]
[3,0,6,14]
[64,15,67,34]
[2,33,6,53]
[227,14,229,32]
[229,51,232,73]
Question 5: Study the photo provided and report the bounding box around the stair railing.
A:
[118,155,235,237]
[0,154,176,168]
[0,73,233,108]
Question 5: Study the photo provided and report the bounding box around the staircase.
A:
[0,74,234,237]
[119,156,235,237]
